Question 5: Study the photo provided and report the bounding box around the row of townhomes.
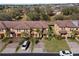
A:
[53,20,79,38]
[0,20,79,39]
[0,21,48,39]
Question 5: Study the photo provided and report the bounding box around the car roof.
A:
[65,50,70,53]
[23,41,28,45]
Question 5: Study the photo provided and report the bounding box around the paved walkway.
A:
[65,38,79,53]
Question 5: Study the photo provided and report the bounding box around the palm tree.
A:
[48,26,53,40]
[70,30,77,40]
[0,30,10,52]
[15,32,28,52]
[15,37,26,52]
[30,37,36,52]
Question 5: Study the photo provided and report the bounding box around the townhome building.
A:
[0,21,48,39]
[53,20,79,37]
[1,20,79,39]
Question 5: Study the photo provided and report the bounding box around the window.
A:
[76,28,78,30]
[17,29,20,32]
[24,29,27,32]
[70,28,73,31]
[0,29,3,32]
[62,28,65,30]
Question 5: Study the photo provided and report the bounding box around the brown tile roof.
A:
[1,21,48,29]
[1,21,17,29]
[55,20,78,28]
[25,21,48,29]
[13,21,30,30]
[47,21,54,25]
[0,21,6,29]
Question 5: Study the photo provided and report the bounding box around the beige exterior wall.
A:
[53,24,73,36]
[31,28,42,38]
[10,29,30,37]
[11,29,30,33]
[53,24,61,35]
[0,30,6,33]
[0,29,6,37]
[9,28,48,38]
[53,23,79,37]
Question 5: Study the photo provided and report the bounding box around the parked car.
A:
[59,50,73,56]
[21,40,30,50]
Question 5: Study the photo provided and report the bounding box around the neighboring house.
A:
[53,20,79,37]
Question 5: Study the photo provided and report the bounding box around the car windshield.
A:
[22,45,26,47]
[62,51,70,54]
[65,53,70,54]
[62,51,65,54]
[69,51,72,54]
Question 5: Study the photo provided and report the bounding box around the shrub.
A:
[54,15,64,20]
[2,37,10,42]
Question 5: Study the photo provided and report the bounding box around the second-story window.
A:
[24,29,27,32]
[70,28,74,31]
[76,28,78,30]
[17,29,20,32]
[62,28,65,30]
[0,29,3,32]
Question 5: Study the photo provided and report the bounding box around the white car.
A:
[59,50,73,56]
[21,41,28,50]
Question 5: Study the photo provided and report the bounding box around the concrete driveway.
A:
[18,40,45,53]
[1,40,45,53]
[0,40,4,49]
[68,42,79,53]
[33,40,45,53]
[1,43,18,53]
[65,38,79,53]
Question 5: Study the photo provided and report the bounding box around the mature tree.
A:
[2,8,23,20]
[54,15,64,20]
[0,13,12,21]
[41,13,50,21]
[27,11,40,21]
[71,13,79,20]
[27,6,51,21]
[48,26,53,40]
[62,7,79,15]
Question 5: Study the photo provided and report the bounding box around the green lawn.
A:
[43,38,70,52]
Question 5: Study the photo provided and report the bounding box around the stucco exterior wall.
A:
[53,24,61,35]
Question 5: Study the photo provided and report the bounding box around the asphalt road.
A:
[0,53,79,56]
